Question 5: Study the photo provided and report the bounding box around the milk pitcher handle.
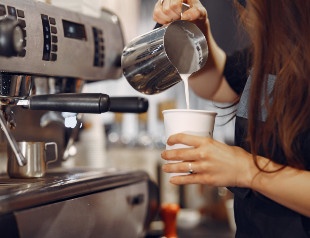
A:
[45,142,58,164]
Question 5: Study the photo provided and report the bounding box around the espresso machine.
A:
[0,0,158,237]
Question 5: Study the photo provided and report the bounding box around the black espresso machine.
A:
[0,0,158,237]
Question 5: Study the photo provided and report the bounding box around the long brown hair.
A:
[242,0,310,169]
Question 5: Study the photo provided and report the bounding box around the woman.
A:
[154,0,310,237]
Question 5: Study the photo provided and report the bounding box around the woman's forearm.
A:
[189,20,238,102]
[249,156,310,217]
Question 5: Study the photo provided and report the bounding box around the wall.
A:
[100,0,140,43]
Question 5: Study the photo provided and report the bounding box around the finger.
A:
[161,146,206,162]
[162,147,191,161]
[153,1,172,24]
[167,133,212,148]
[182,6,206,21]
[169,173,205,185]
[154,0,183,24]
[181,0,207,21]
[164,0,183,18]
[162,161,199,174]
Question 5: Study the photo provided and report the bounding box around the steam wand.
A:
[0,108,26,166]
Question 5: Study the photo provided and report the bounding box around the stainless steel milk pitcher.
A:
[7,141,58,178]
[121,20,208,95]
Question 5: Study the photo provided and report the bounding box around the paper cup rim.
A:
[162,109,217,116]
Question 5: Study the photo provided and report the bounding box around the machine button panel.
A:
[49,17,56,25]
[51,35,58,43]
[7,6,17,19]
[0,0,125,80]
[18,49,26,57]
[0,4,6,16]
[41,14,58,61]
[51,44,57,52]
[50,26,57,34]
[93,27,105,67]
[18,19,26,28]
[50,53,57,61]
[17,9,25,18]
[41,14,51,61]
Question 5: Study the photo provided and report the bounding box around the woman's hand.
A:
[153,1,233,102]
[153,0,208,26]
[162,133,310,217]
[161,133,256,187]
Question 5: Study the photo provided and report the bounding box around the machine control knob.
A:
[0,17,25,57]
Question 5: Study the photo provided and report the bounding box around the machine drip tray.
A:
[0,167,150,213]
[0,168,153,238]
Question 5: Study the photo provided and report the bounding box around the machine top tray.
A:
[0,168,149,215]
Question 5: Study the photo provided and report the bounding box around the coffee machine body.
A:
[0,1,158,237]
[0,0,124,80]
[0,0,125,164]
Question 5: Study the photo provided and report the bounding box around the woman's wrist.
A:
[247,155,284,190]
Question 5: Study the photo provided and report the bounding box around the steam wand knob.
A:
[0,17,25,57]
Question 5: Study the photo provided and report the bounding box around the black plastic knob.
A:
[0,17,25,57]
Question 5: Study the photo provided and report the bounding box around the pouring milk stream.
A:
[181,74,191,109]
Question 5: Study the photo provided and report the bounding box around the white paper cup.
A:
[162,109,217,176]
[163,109,217,148]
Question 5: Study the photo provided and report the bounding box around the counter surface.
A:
[0,167,149,215]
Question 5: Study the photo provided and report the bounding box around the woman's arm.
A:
[153,0,238,103]
[251,156,310,217]
[188,16,238,103]
[161,133,310,217]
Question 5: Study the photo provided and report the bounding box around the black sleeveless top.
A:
[223,49,310,237]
